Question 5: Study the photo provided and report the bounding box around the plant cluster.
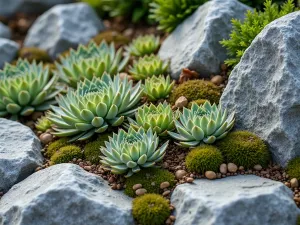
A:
[169,102,235,147]
[144,75,175,101]
[46,138,69,157]
[35,115,52,132]
[286,157,300,180]
[126,35,160,57]
[92,30,130,47]
[221,0,297,67]
[18,47,52,63]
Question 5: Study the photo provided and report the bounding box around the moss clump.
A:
[216,131,270,169]
[125,168,175,197]
[46,138,69,157]
[169,80,221,105]
[185,145,224,174]
[83,134,111,164]
[18,47,51,63]
[286,157,300,180]
[92,30,130,48]
[50,145,82,164]
[188,99,209,108]
[132,193,170,225]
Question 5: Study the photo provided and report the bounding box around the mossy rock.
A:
[92,30,130,48]
[169,79,221,105]
[125,168,175,197]
[83,133,111,164]
[18,47,52,63]
[132,193,170,225]
[185,145,224,174]
[215,131,270,169]
[46,138,69,158]
[286,157,300,180]
[188,99,209,108]
[50,145,82,164]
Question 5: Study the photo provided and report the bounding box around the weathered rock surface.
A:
[0,118,42,192]
[0,38,19,69]
[0,164,134,225]
[171,175,299,225]
[0,0,22,17]
[0,23,11,39]
[159,0,251,79]
[24,3,105,59]
[220,12,300,167]
[20,0,74,14]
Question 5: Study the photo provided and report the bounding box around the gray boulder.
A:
[20,0,74,14]
[24,3,105,59]
[0,38,19,69]
[171,175,299,225]
[0,118,42,192]
[0,164,134,225]
[0,0,22,17]
[158,0,251,79]
[0,23,11,39]
[220,11,300,167]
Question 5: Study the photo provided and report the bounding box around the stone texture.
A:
[0,164,134,225]
[0,118,43,192]
[0,0,22,17]
[24,3,105,59]
[171,175,299,225]
[0,38,19,69]
[0,23,11,39]
[20,0,74,14]
[220,12,300,167]
[158,0,251,79]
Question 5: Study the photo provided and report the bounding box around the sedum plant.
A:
[168,101,235,147]
[149,0,208,32]
[0,60,61,120]
[35,115,52,132]
[100,127,168,177]
[144,75,175,101]
[129,55,169,80]
[55,41,129,88]
[125,35,160,57]
[48,73,143,142]
[221,0,297,67]
[128,102,177,137]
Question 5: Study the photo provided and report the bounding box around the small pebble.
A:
[219,163,227,174]
[239,166,244,171]
[227,163,238,173]
[133,184,142,190]
[84,166,91,171]
[135,188,147,196]
[186,177,194,183]
[291,178,299,188]
[162,190,171,196]
[160,181,170,189]
[205,171,217,180]
[175,96,188,109]
[169,215,176,221]
[254,164,262,171]
[175,170,187,179]
[39,133,53,145]
[211,75,223,86]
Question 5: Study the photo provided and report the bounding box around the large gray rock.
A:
[0,118,42,192]
[20,0,74,14]
[0,23,11,39]
[172,175,299,225]
[24,3,105,59]
[0,164,134,225]
[158,0,251,79]
[0,0,22,17]
[220,12,300,167]
[0,38,19,69]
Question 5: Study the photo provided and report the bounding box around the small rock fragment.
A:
[133,184,142,191]
[228,163,238,173]
[254,165,262,171]
[219,163,227,174]
[39,133,53,145]
[205,171,217,180]
[175,170,187,179]
[135,188,147,196]
[175,96,188,109]
[291,178,299,188]
[211,75,223,86]
[160,182,170,189]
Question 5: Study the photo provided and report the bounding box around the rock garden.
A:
[1,0,300,224]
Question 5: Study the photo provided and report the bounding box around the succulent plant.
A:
[0,60,61,120]
[100,127,168,177]
[168,101,235,147]
[35,115,52,132]
[48,73,143,142]
[144,75,175,101]
[128,102,177,137]
[129,55,169,80]
[55,41,129,88]
[126,35,160,57]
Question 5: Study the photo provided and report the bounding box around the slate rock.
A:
[0,23,11,39]
[0,38,19,69]
[0,0,22,17]
[220,11,300,167]
[20,0,74,14]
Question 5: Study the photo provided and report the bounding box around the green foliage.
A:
[216,131,270,168]
[48,74,143,142]
[92,30,130,47]
[129,55,169,80]
[169,79,221,105]
[18,47,52,63]
[126,35,160,57]
[46,138,69,157]
[100,127,168,177]
[0,59,61,120]
[125,168,175,197]
[144,75,175,102]
[55,41,129,88]
[149,0,208,32]
[50,145,82,164]
[35,115,52,132]
[185,145,224,174]
[286,157,300,180]
[297,215,300,225]
[132,193,170,225]
[169,102,235,147]
[83,133,111,164]
[188,99,208,108]
[128,102,177,136]
[221,0,297,67]
[239,0,286,9]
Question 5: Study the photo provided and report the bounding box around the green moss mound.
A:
[185,145,224,174]
[50,145,82,164]
[83,133,111,164]
[188,99,208,108]
[46,138,69,157]
[19,47,51,63]
[169,79,221,105]
[216,131,270,169]
[286,157,300,180]
[132,193,170,225]
[92,30,130,48]
[125,168,175,197]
